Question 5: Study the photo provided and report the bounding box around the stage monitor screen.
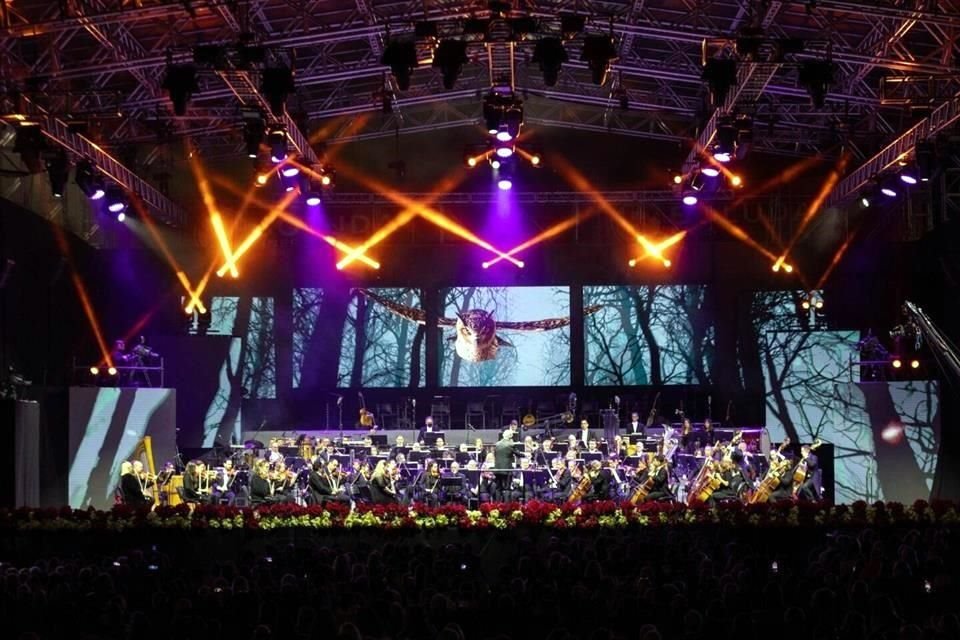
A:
[584,285,714,385]
[68,387,177,510]
[439,286,571,387]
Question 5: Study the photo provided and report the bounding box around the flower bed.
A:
[1,500,956,533]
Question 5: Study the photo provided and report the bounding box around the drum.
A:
[163,474,184,506]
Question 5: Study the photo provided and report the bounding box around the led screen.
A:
[439,286,571,386]
[68,387,177,509]
[584,285,714,385]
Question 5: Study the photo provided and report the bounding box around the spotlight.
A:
[714,117,738,161]
[162,64,198,116]
[713,151,732,163]
[673,174,683,185]
[107,366,118,376]
[261,65,295,116]
[701,165,720,178]
[490,158,502,170]
[320,168,335,188]
[381,40,418,90]
[268,128,287,163]
[580,34,618,85]
[532,37,568,87]
[243,114,265,159]
[305,192,322,206]
[783,263,794,273]
[910,359,920,369]
[75,160,105,200]
[432,39,469,89]
[899,164,919,185]
[498,178,513,191]
[281,165,300,178]
[682,193,698,206]
[880,181,898,198]
[495,142,514,159]
[466,155,479,168]
[496,130,513,142]
[892,358,902,369]
[702,58,737,107]
[529,153,542,166]
[730,175,743,187]
[47,151,69,198]
[915,141,935,182]
[255,172,269,187]
[798,60,835,108]
[105,185,128,219]
[772,263,780,273]
[13,122,46,173]
[858,194,871,209]
[801,299,811,310]
[89,366,99,376]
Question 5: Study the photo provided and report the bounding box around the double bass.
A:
[748,437,792,504]
[567,465,592,504]
[629,457,665,505]
[358,392,375,427]
[791,439,823,498]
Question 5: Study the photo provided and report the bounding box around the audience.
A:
[1,525,957,640]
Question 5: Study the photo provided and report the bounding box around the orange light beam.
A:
[778,153,850,265]
[416,207,524,267]
[276,212,381,269]
[701,204,779,261]
[815,230,858,290]
[730,154,825,207]
[635,231,687,266]
[216,190,300,277]
[337,209,418,270]
[210,213,239,278]
[176,271,208,314]
[482,212,588,268]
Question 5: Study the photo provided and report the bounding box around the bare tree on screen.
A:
[299,288,352,389]
[292,288,324,387]
[242,297,276,399]
[583,286,648,385]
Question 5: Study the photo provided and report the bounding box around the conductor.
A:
[494,428,519,501]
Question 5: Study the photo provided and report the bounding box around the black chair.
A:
[465,401,486,429]
[431,396,451,429]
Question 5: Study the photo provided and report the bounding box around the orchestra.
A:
[114,410,825,510]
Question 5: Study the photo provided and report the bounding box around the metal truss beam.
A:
[827,92,960,205]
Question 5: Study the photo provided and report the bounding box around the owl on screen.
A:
[354,288,601,363]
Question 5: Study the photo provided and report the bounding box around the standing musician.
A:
[494,429,520,501]
[417,416,437,444]
[369,460,399,504]
[119,461,153,507]
[637,454,672,502]
[625,412,644,436]
[577,419,595,449]
[793,444,822,501]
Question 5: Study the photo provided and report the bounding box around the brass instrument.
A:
[521,413,537,427]
[791,439,823,498]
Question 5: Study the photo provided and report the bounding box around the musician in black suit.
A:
[548,457,572,502]
[586,460,610,501]
[369,460,399,504]
[417,416,437,444]
[625,412,644,436]
[577,419,597,449]
[249,461,280,506]
[494,429,519,501]
[638,455,672,502]
[315,459,351,504]
[795,445,822,501]
[119,461,152,507]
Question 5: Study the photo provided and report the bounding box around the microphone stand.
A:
[338,398,344,446]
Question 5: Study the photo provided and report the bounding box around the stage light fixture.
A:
[75,160,105,200]
[255,172,269,187]
[243,114,266,159]
[899,164,919,185]
[381,40,418,90]
[560,13,586,39]
[673,174,683,185]
[107,366,118,376]
[305,191,322,206]
[281,164,301,178]
[268,128,287,163]
[105,185,128,219]
[432,39,469,89]
[730,174,743,187]
[466,155,479,167]
[892,357,902,369]
[915,141,935,182]
[532,37,568,87]
[798,60,836,108]
[47,151,69,198]
[801,298,811,310]
[880,179,899,198]
[490,158,502,170]
[162,64,198,116]
[702,58,737,107]
[495,141,514,159]
[498,178,513,191]
[580,34,618,85]
[682,193,698,206]
[714,117,738,161]
[89,366,99,376]
[13,122,46,173]
[859,194,871,208]
[320,168,335,188]
[701,165,720,178]
[910,359,920,369]
[529,153,541,166]
[261,65,295,116]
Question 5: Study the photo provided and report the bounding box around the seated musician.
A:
[250,460,279,506]
[708,459,742,504]
[566,434,579,453]
[419,460,442,506]
[271,461,297,501]
[267,442,284,465]
[587,439,600,454]
[548,457,572,502]
[509,456,538,502]
[120,461,153,507]
[768,450,795,502]
[312,459,350,503]
[211,459,237,505]
[182,461,210,504]
[794,444,822,501]
[638,454,672,502]
[369,460,399,504]
[585,460,610,501]
[444,461,467,504]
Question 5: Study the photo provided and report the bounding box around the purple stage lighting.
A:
[496,130,513,142]
[490,158,502,170]
[702,166,720,177]
[899,173,918,185]
[116,212,126,222]
[305,194,322,206]
[713,151,732,163]
[281,166,300,177]
[498,178,513,191]
[880,185,898,198]
[495,146,514,159]
[682,194,698,206]
[90,188,106,200]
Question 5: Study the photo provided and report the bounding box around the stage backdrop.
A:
[68,388,176,509]
[439,286,571,387]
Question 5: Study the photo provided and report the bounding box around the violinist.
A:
[131,460,157,505]
[182,460,210,504]
[314,459,350,503]
[420,460,442,506]
[250,460,282,505]
[119,461,153,507]
[369,460,398,504]
[211,459,237,505]
[548,456,572,502]
[270,461,297,500]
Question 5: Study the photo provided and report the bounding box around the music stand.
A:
[370,434,388,447]
[423,431,445,447]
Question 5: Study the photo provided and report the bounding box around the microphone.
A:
[411,398,417,407]
[337,396,343,406]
